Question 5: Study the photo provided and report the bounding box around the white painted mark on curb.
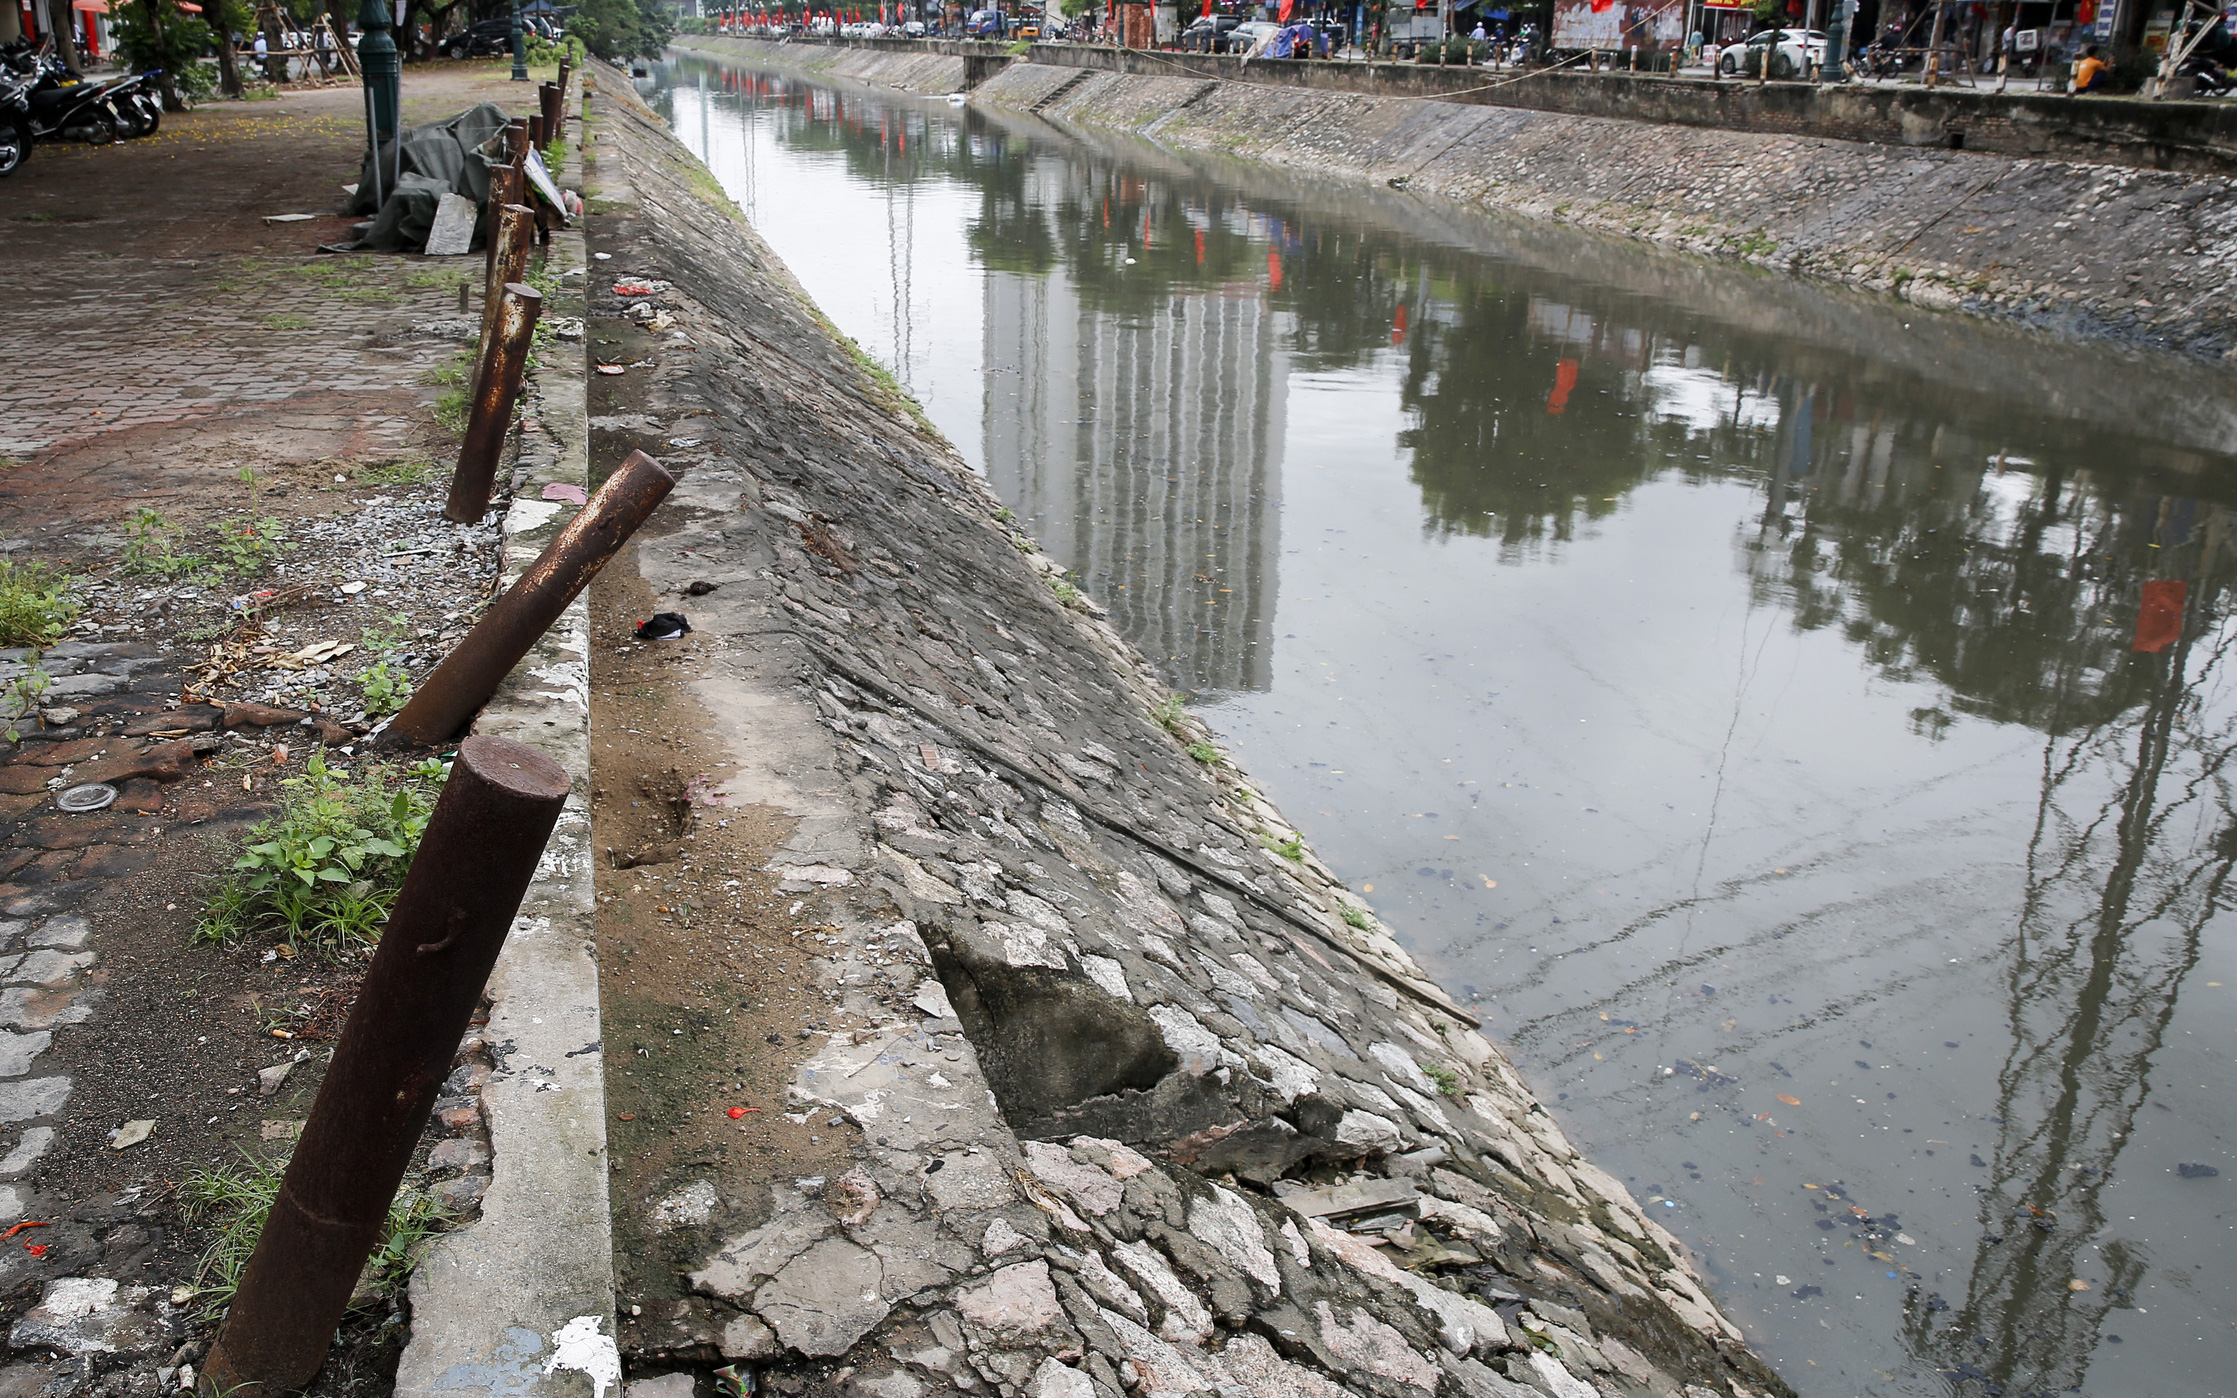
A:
[542,1316,620,1398]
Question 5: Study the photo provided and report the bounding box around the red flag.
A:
[1201,0,1212,17]
[1278,0,1293,18]
[2135,580,2188,653]
[1546,357,1580,414]
[1589,0,1615,10]
[1391,303,1408,346]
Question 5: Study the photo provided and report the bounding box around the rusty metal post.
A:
[476,203,535,376]
[199,735,571,1398]
[527,112,545,149]
[538,81,561,149]
[482,163,525,275]
[506,116,529,160]
[392,452,674,745]
[448,282,543,525]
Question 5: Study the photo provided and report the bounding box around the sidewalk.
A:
[0,61,577,1398]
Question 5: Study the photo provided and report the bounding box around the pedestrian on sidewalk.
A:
[2072,43,2110,91]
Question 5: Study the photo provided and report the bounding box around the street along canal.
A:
[643,52,2237,1398]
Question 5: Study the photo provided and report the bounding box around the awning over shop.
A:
[72,1,110,12]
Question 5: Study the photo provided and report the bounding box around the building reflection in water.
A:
[983,264,1285,696]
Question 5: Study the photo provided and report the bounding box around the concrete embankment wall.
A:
[695,34,2237,175]
[683,36,2237,362]
[583,61,1793,1398]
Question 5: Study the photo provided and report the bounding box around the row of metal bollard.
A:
[199,71,678,1397]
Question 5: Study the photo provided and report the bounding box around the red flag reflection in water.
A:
[1268,249,1283,289]
[1546,357,1580,414]
[1392,304,1408,346]
[1195,228,1205,264]
[2135,580,2187,653]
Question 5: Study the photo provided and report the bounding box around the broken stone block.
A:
[624,1375,694,1398]
[955,1260,1067,1345]
[8,1278,175,1357]
[751,1236,888,1357]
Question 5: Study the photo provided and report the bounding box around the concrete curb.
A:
[395,97,619,1398]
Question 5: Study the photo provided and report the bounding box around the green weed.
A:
[1339,902,1372,932]
[423,351,474,387]
[209,515,293,578]
[1422,1063,1462,1097]
[1049,576,1085,610]
[0,562,79,649]
[122,508,206,578]
[1151,693,1186,734]
[1186,742,1218,765]
[178,1152,451,1319]
[354,612,415,717]
[264,312,313,331]
[433,388,469,435]
[1264,832,1305,862]
[0,663,52,744]
[200,752,448,951]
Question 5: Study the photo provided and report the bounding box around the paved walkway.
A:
[0,63,562,1395]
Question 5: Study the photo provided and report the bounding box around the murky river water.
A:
[643,55,2237,1396]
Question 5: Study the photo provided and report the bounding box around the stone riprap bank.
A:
[685,36,2237,365]
[582,68,1792,1398]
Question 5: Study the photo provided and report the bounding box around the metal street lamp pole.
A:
[1822,0,1851,76]
[510,0,529,79]
[358,0,400,210]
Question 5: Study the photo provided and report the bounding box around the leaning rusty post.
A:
[539,81,561,149]
[199,735,571,1398]
[476,202,535,382]
[506,116,529,160]
[482,163,525,277]
[394,452,675,744]
[448,282,543,524]
[527,112,546,150]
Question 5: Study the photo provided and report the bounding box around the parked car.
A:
[1228,19,1280,52]
[440,17,518,56]
[1717,27,1827,78]
[901,19,927,35]
[966,8,1006,36]
[1179,14,1240,49]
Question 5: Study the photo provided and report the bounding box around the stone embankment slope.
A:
[583,66,1789,1398]
[691,36,2237,364]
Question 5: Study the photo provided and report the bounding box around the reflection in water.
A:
[984,269,1285,693]
[647,55,2237,1398]
[1907,517,2235,1396]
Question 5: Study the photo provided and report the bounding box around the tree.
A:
[573,0,674,56]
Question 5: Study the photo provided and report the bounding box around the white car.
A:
[1717,27,1827,78]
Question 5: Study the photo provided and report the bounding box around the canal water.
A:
[643,55,2237,1397]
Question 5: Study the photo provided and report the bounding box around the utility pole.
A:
[359,0,400,210]
[510,0,529,79]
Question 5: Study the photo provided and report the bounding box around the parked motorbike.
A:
[1,43,140,145]
[0,70,30,176]
[102,68,162,136]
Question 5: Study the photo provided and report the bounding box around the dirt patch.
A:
[586,321,872,1366]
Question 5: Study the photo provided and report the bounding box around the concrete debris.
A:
[8,1278,176,1356]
